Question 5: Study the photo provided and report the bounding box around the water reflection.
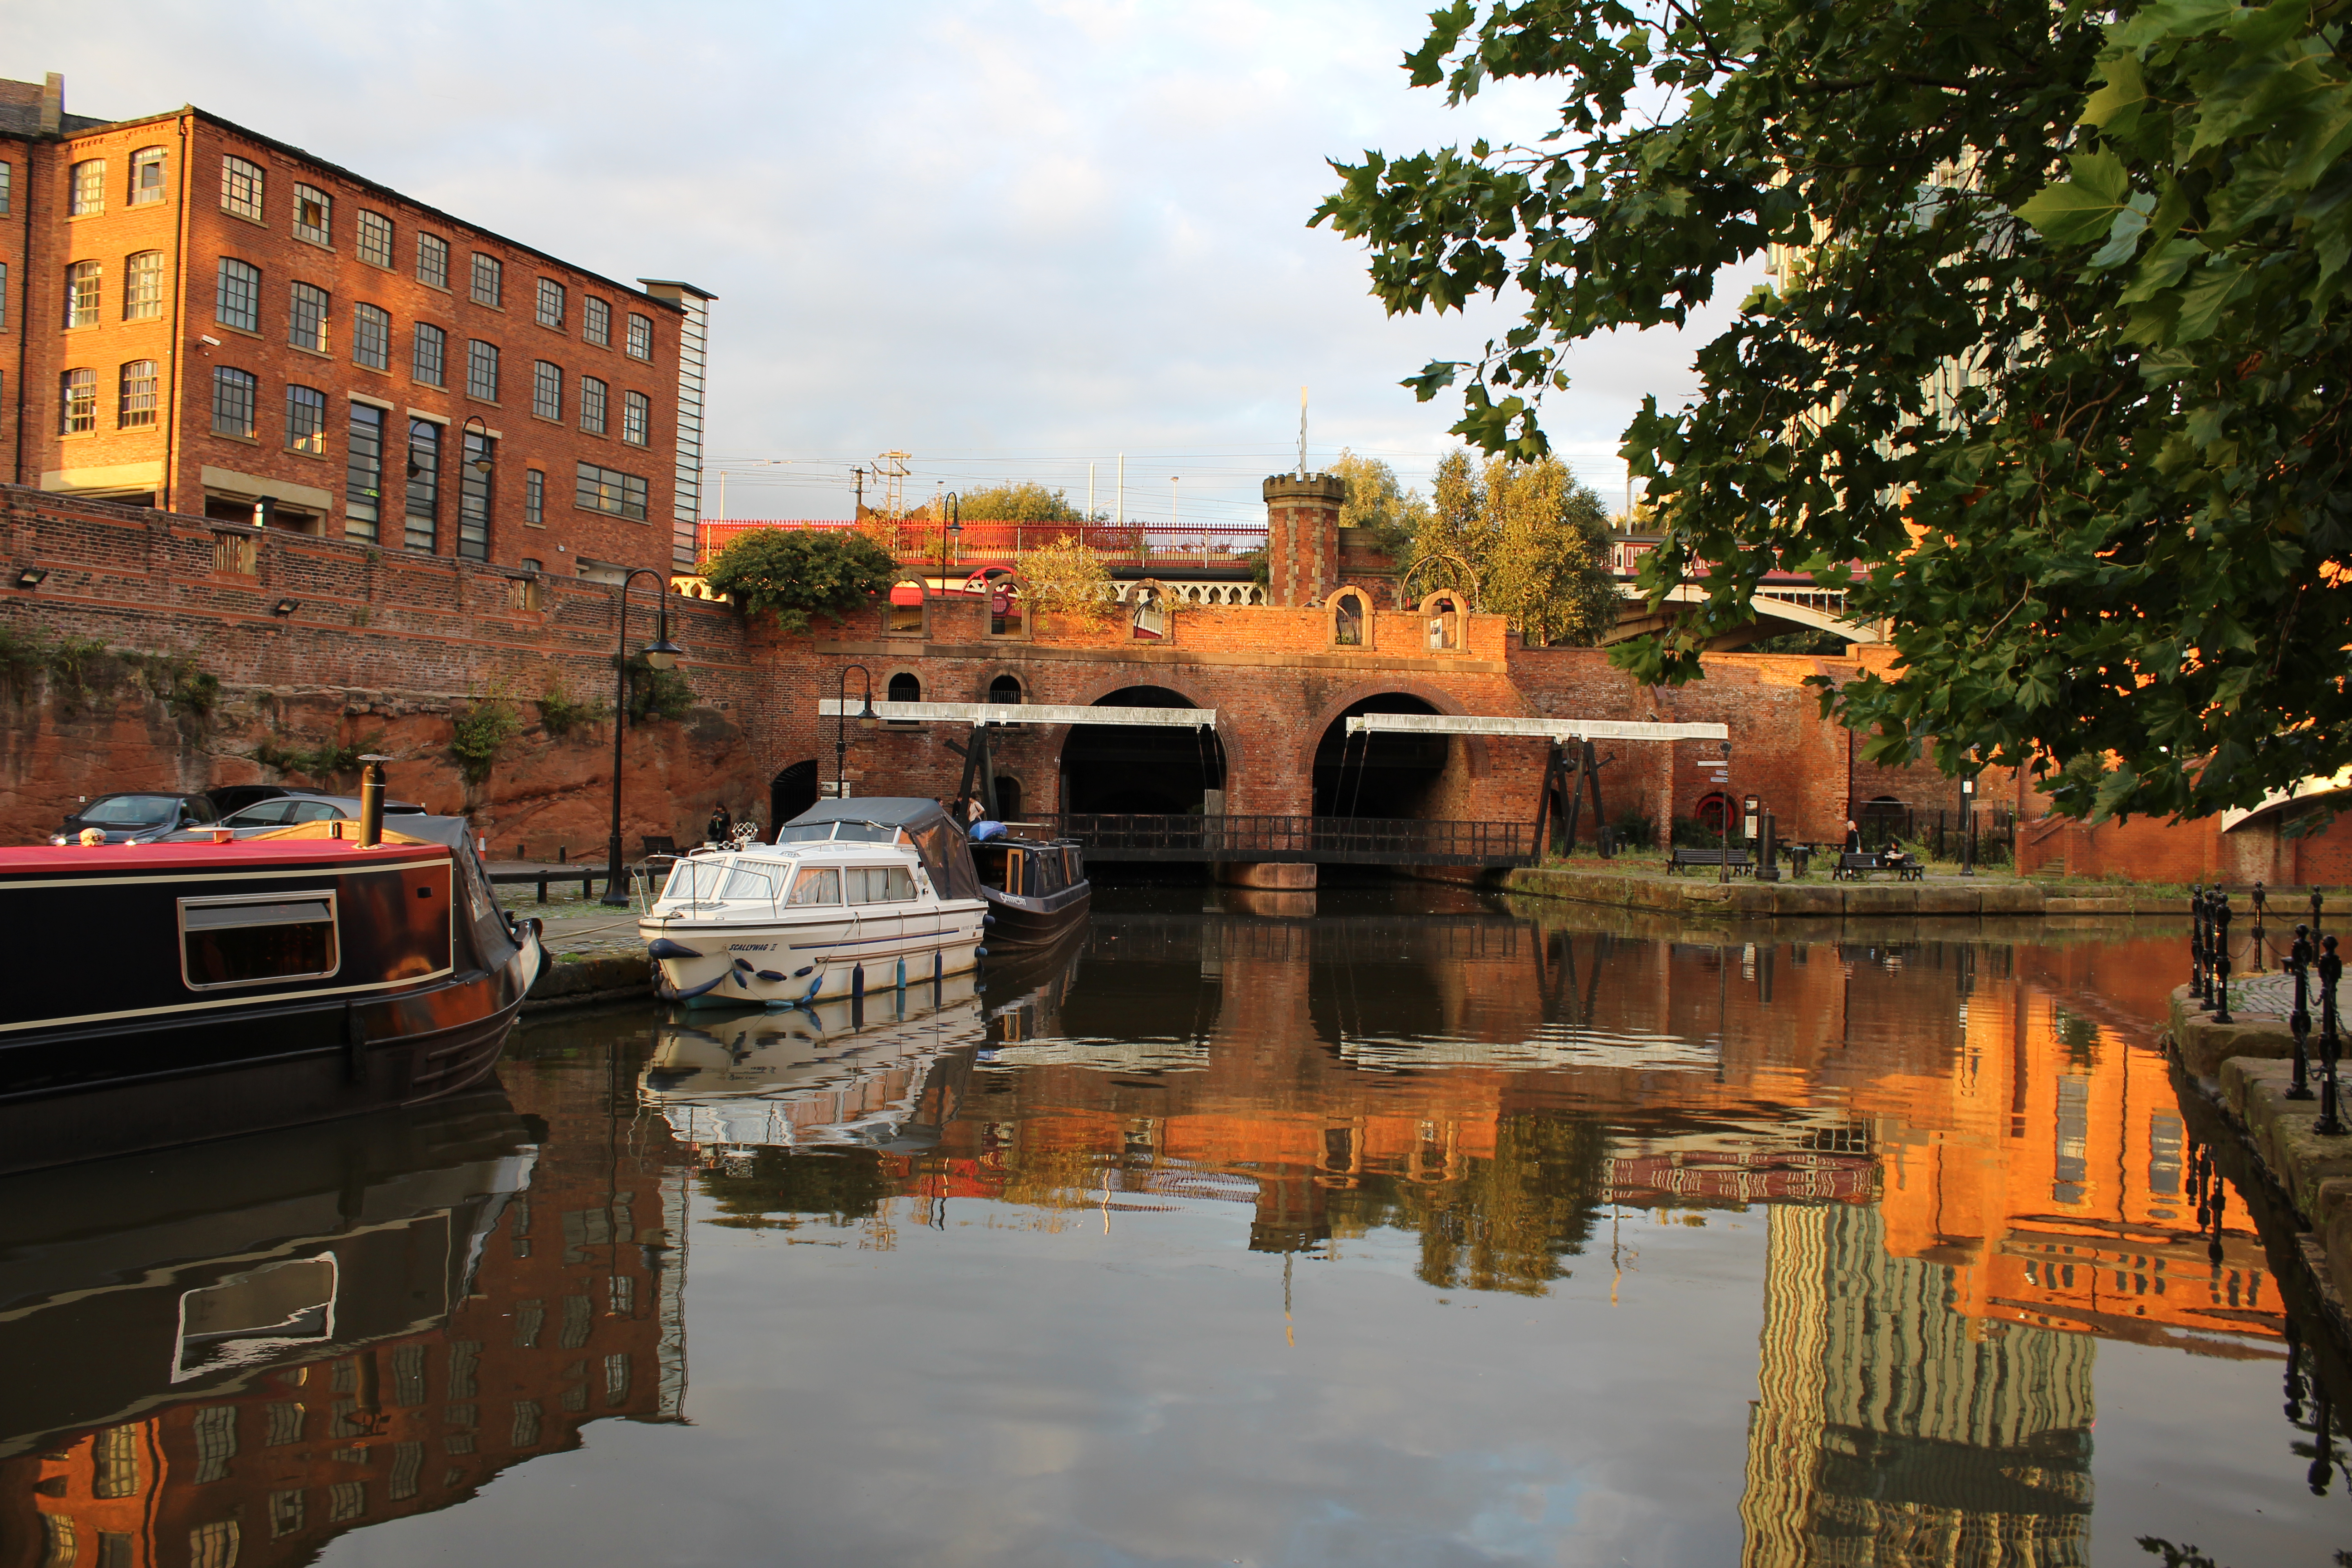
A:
[0,1058,688,1566]
[1,887,2338,1565]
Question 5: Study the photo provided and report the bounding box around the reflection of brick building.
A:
[1,1041,688,1568]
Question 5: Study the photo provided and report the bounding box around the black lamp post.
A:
[939,493,961,591]
[1718,740,1734,885]
[1960,773,1976,877]
[601,568,684,907]
[834,664,878,802]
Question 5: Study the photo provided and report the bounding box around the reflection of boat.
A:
[639,798,988,1009]
[641,975,984,1154]
[0,817,543,1176]
[970,833,1092,949]
[0,1089,536,1459]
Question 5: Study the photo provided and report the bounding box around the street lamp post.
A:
[834,666,878,801]
[601,568,685,907]
[938,494,962,592]
[1960,774,1977,877]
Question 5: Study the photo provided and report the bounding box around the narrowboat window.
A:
[845,866,917,903]
[787,867,842,905]
[719,865,776,901]
[180,893,338,989]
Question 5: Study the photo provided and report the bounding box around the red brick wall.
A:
[0,486,757,854]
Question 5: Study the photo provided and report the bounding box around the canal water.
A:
[5,883,2344,1567]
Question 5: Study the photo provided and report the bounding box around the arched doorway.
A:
[1060,686,1226,814]
[1313,694,1445,818]
[770,760,819,830]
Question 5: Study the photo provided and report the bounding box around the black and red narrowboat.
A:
[968,832,1092,950]
[0,816,541,1176]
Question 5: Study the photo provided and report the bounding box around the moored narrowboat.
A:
[970,832,1092,949]
[0,817,542,1176]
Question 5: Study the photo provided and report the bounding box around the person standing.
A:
[706,803,734,845]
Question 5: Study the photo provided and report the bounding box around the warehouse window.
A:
[70,158,105,216]
[220,156,264,221]
[413,323,446,387]
[466,339,500,402]
[123,250,166,320]
[119,360,158,428]
[353,303,390,370]
[356,209,393,268]
[293,183,332,245]
[416,231,450,289]
[625,312,653,360]
[536,278,565,328]
[346,404,384,541]
[470,253,502,308]
[65,259,102,327]
[575,462,647,521]
[583,296,610,347]
[286,384,327,455]
[289,282,329,353]
[579,375,607,434]
[622,389,649,446]
[61,368,98,434]
[215,258,260,331]
[211,366,257,439]
[533,360,562,421]
[129,146,167,206]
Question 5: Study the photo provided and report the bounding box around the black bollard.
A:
[2315,889,2328,951]
[2190,883,2205,998]
[2322,933,2347,1137]
[2215,893,2236,1022]
[2210,1176,2228,1264]
[2290,925,2317,1100]
[2255,880,2269,972]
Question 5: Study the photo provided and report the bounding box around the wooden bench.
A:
[1833,852,1924,882]
[1668,847,1754,876]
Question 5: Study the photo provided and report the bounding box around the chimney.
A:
[39,72,61,135]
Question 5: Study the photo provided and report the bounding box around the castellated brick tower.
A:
[1262,473,1348,608]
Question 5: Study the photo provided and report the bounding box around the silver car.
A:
[163,791,428,840]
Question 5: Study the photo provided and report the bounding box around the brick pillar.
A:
[1262,473,1346,609]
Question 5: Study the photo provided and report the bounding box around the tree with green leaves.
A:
[925,482,1096,523]
[1331,448,1433,558]
[1402,450,1619,644]
[1315,0,2352,821]
[702,527,898,634]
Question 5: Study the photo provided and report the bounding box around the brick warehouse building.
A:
[0,74,713,579]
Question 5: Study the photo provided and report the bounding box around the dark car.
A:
[160,792,427,841]
[51,792,219,845]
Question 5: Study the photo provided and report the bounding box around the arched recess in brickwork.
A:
[1057,684,1228,817]
[770,759,820,833]
[1311,692,1448,819]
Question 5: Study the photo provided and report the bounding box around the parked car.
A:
[50,792,219,845]
[160,792,428,841]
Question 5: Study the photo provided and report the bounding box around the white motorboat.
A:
[638,798,990,1009]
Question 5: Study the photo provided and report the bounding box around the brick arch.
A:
[1301,679,1493,781]
[1039,673,1241,806]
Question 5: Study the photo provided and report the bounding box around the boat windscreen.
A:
[662,859,732,902]
[775,821,898,844]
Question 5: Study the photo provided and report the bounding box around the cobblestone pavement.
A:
[494,887,647,959]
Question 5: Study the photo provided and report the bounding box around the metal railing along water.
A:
[1035,813,1535,867]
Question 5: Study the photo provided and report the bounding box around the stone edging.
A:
[521,951,652,1012]
[1496,865,2180,919]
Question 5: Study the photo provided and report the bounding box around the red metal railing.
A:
[696,519,1266,572]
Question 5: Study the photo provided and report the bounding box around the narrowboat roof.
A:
[0,836,452,876]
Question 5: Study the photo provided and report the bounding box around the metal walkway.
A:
[1033,814,1534,867]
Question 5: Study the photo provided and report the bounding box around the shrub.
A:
[253,730,385,783]
[702,528,897,633]
[450,690,523,785]
[538,682,608,738]
[617,653,695,724]
[1015,535,1113,623]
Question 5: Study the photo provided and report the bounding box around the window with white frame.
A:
[65,260,102,328]
[356,210,393,268]
[621,390,650,446]
[215,258,260,331]
[119,361,160,428]
[575,462,647,520]
[61,368,97,433]
[579,376,607,434]
[69,159,104,216]
[285,384,327,454]
[532,361,561,421]
[353,303,390,370]
[220,156,264,221]
[413,322,446,386]
[123,251,165,320]
[470,253,502,308]
[466,340,500,402]
[212,366,257,438]
[293,183,332,245]
[583,296,611,347]
[625,312,653,359]
[535,278,564,328]
[129,147,167,206]
[289,282,329,353]
[417,232,450,289]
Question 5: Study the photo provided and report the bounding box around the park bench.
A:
[1668,847,1754,876]
[1833,852,1923,882]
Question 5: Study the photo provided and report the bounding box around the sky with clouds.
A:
[14,0,1751,528]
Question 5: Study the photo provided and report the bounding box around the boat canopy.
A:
[372,816,521,973]
[778,798,983,902]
